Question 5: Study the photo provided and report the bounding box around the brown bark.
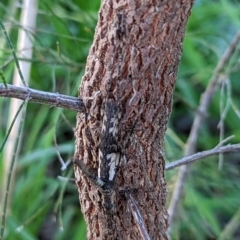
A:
[74,0,193,239]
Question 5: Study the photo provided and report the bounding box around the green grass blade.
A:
[0,21,28,87]
[0,101,25,153]
[0,70,7,88]
[0,99,28,240]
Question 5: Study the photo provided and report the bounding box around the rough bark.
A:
[74,0,193,239]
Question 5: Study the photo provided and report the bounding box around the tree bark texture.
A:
[74,0,193,239]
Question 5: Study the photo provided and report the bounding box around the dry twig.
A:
[126,193,151,240]
[0,83,85,112]
[166,144,240,170]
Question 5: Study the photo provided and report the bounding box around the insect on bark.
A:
[74,11,126,235]
[74,99,122,231]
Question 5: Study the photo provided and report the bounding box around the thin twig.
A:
[215,135,234,148]
[57,176,76,182]
[166,144,240,170]
[0,83,85,112]
[126,194,151,240]
[168,31,240,230]
[15,203,49,233]
[54,135,69,171]
[218,78,231,169]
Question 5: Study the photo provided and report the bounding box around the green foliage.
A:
[0,0,240,239]
[0,0,99,239]
[166,0,240,239]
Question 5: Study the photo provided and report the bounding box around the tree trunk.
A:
[74,0,193,239]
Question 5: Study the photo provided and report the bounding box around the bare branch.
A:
[125,193,151,240]
[166,144,240,170]
[0,83,85,112]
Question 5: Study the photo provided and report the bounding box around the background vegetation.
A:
[0,0,239,239]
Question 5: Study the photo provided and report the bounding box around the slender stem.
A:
[127,194,151,240]
[0,83,85,112]
[166,144,240,170]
